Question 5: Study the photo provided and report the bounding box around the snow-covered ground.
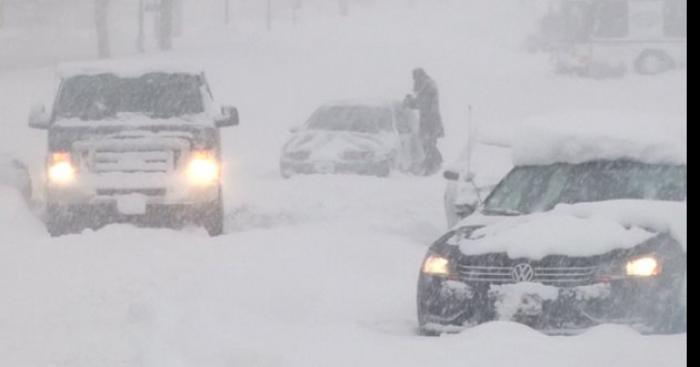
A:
[0,1,686,366]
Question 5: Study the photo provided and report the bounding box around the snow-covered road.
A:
[0,2,686,366]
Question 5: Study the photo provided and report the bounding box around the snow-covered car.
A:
[443,141,513,228]
[0,154,32,202]
[280,101,424,178]
[28,62,239,236]
[417,112,687,335]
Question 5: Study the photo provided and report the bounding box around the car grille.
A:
[457,264,598,286]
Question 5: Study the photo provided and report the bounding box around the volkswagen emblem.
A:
[511,263,535,282]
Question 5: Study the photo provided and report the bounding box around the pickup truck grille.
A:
[96,188,167,196]
[89,149,176,173]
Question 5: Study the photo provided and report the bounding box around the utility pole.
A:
[158,0,173,50]
[225,0,230,25]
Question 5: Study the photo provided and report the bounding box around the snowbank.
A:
[512,110,687,166]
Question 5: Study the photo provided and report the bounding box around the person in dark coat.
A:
[404,68,444,175]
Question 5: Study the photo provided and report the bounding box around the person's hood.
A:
[451,200,686,260]
[283,130,393,159]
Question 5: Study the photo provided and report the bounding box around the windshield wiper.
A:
[481,208,523,216]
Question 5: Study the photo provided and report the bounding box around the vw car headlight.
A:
[48,152,76,185]
[626,256,661,277]
[186,150,220,186]
[422,255,450,277]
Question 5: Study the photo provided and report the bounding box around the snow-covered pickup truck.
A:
[28,62,239,236]
[418,111,687,335]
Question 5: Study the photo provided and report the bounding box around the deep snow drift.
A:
[0,1,687,366]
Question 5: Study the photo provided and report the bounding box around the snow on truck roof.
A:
[320,99,403,108]
[56,60,204,79]
[511,110,686,167]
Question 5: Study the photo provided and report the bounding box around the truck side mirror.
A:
[216,106,239,128]
[28,103,51,130]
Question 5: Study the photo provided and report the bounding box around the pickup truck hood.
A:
[50,114,216,151]
[452,200,686,260]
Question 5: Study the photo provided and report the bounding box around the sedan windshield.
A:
[54,73,204,120]
[483,161,687,215]
[306,105,393,133]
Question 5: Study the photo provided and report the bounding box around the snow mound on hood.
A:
[459,213,654,260]
[457,200,686,259]
[553,200,687,250]
[512,110,687,166]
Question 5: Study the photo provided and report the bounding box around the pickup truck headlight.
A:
[626,256,661,277]
[186,150,220,186]
[48,152,76,185]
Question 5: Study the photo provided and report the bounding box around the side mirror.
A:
[28,103,51,130]
[216,106,239,128]
[443,170,460,181]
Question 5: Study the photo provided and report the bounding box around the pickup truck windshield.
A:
[483,161,687,215]
[54,73,204,120]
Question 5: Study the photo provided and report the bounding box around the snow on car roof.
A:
[512,110,687,166]
[57,60,205,79]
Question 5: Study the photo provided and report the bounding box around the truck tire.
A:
[202,192,224,237]
[46,204,80,237]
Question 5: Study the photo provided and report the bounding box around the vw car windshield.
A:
[483,161,687,215]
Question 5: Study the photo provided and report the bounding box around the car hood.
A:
[283,130,392,158]
[451,200,687,260]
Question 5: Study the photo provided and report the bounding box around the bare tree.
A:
[137,0,145,52]
[95,0,111,58]
[339,0,349,17]
[158,0,173,50]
